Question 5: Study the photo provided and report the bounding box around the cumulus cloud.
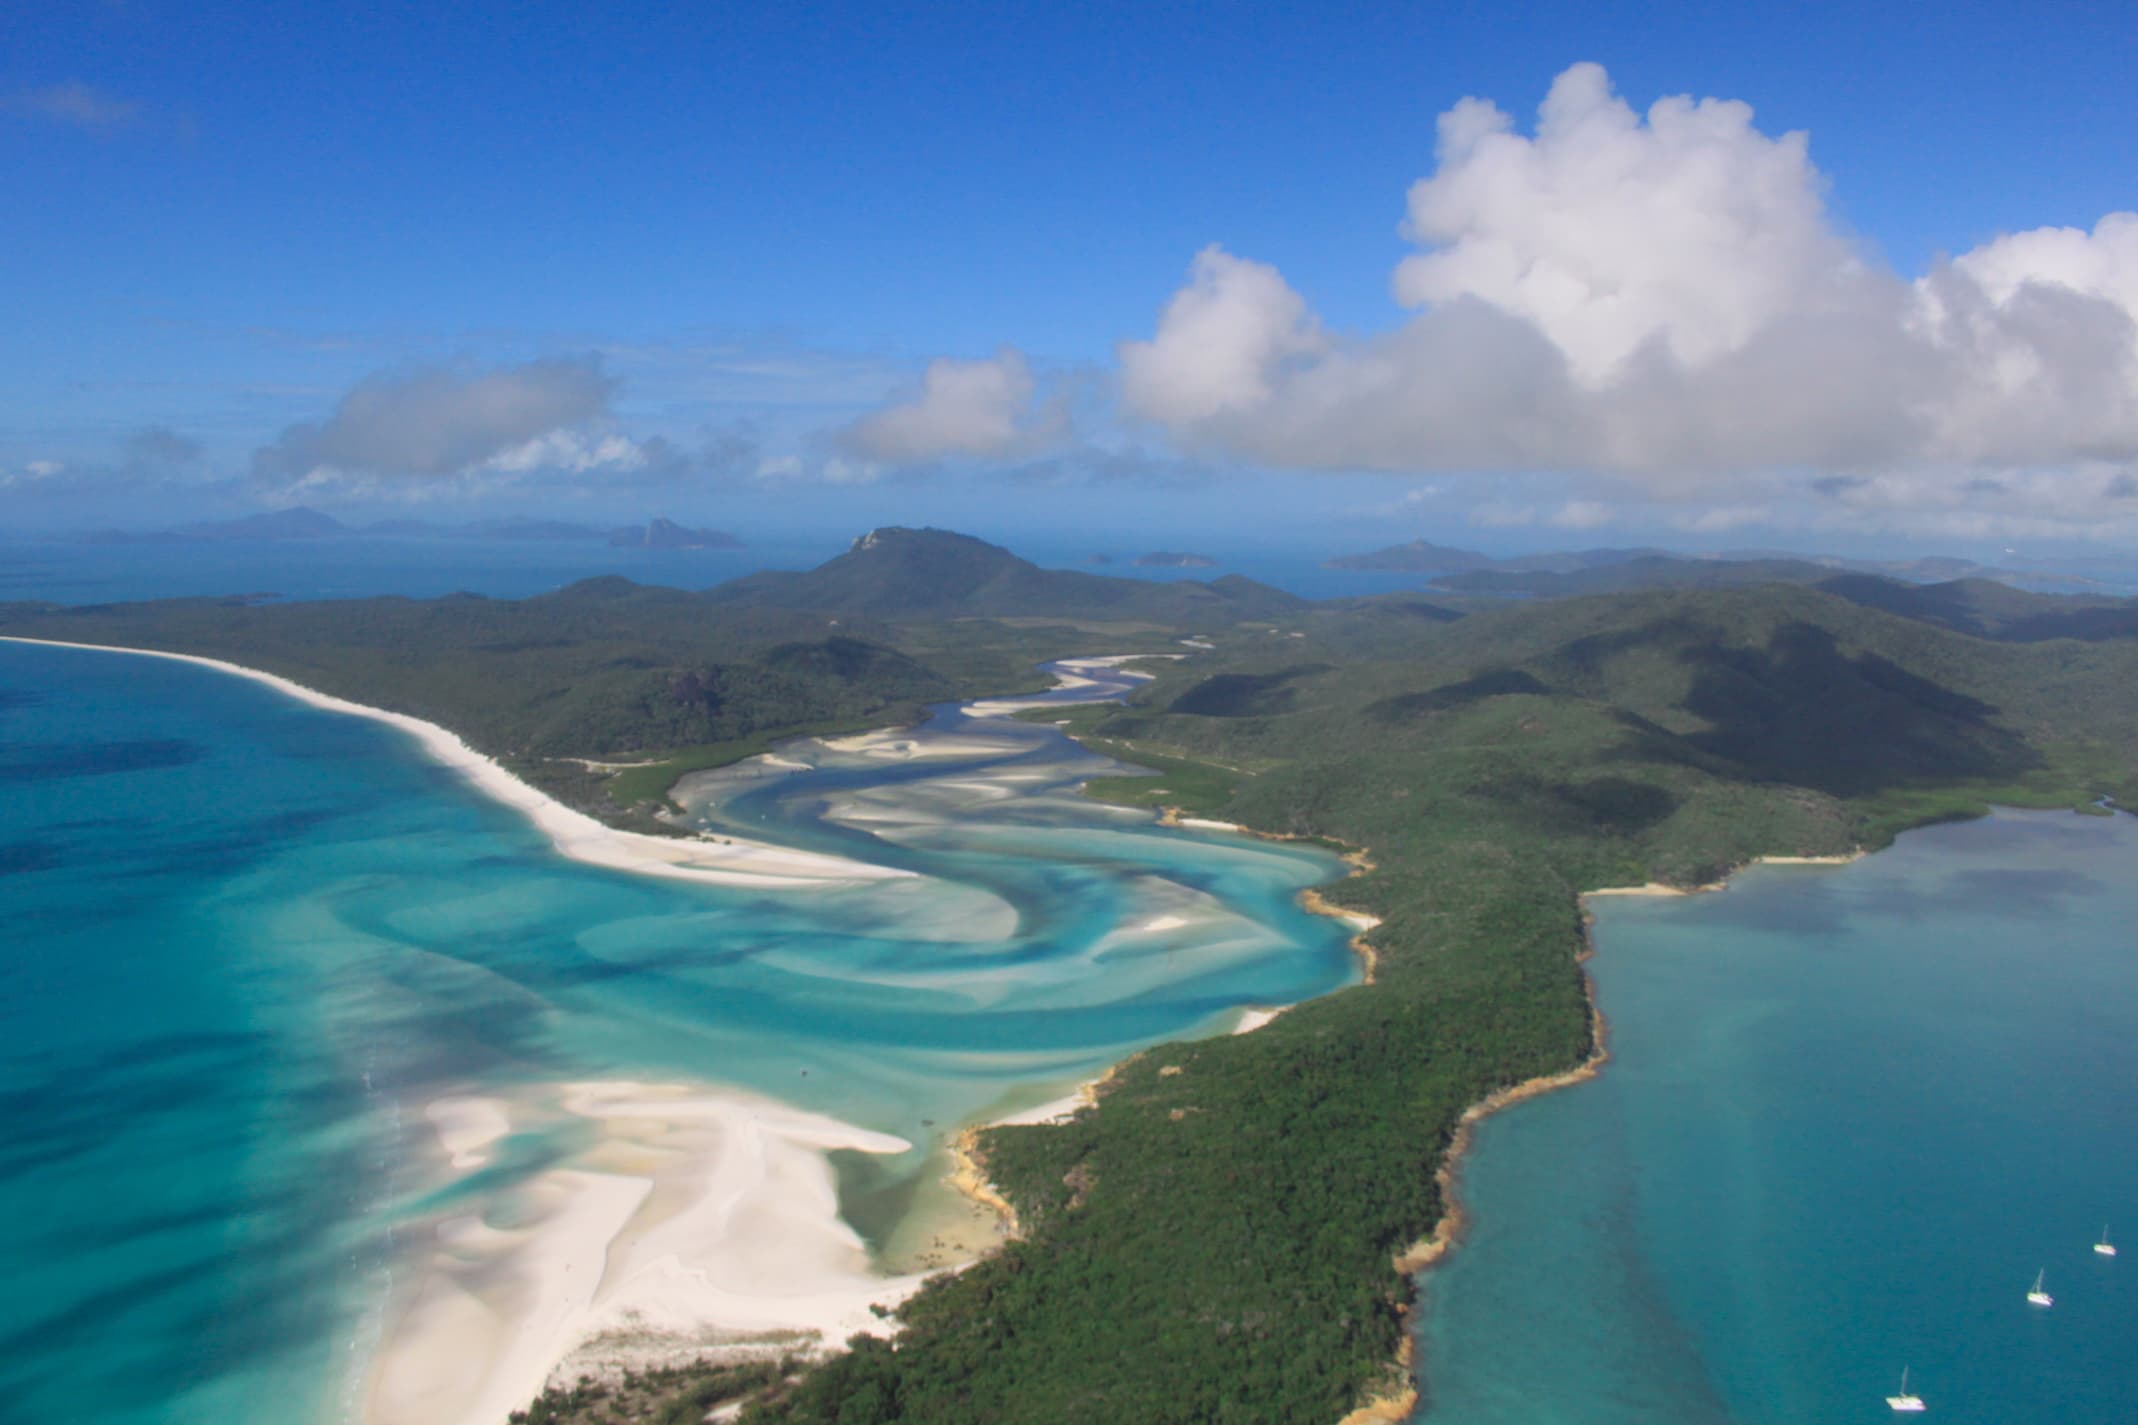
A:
[254,358,615,484]
[840,348,1065,462]
[1117,63,2138,504]
[1120,250,1325,423]
[6,81,140,136]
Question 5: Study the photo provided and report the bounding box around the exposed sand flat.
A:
[960,653,1175,717]
[367,1081,930,1425]
[1175,816,1248,832]
[0,637,903,889]
[425,1097,512,1171]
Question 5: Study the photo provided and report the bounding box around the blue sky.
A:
[5,1,2136,555]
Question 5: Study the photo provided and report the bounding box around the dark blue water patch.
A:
[0,737,204,781]
[0,839,62,874]
[0,685,45,710]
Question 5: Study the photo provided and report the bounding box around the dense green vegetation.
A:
[733,584,2138,1425]
[12,531,2138,1424]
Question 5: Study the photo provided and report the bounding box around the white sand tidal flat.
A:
[959,653,1174,716]
[368,1082,930,1425]
[0,638,903,889]
[425,1097,512,1170]
[1231,1006,1289,1035]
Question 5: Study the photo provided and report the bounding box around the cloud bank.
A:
[1116,64,2138,499]
[839,348,1064,462]
[250,357,699,500]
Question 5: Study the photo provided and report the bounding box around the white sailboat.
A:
[2095,1225,2117,1258]
[2027,1268,2054,1307]
[1886,1365,1927,1413]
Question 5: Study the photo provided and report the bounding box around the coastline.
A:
[0,636,906,889]
[1372,846,1869,1422]
[1153,804,1385,986]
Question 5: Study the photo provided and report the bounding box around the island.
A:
[7,527,2137,1425]
[606,516,742,549]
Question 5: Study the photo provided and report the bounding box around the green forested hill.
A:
[706,526,1306,623]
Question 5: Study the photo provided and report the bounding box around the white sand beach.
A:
[0,637,906,889]
[367,1081,931,1425]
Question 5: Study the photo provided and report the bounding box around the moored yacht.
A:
[1886,1366,1926,1413]
[2095,1225,2116,1258]
[2027,1268,2054,1307]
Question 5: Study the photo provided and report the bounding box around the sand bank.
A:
[960,653,1175,717]
[0,637,902,889]
[1584,849,1863,899]
[367,1081,931,1425]
[1231,1006,1289,1035]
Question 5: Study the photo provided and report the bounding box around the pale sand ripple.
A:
[0,638,902,889]
[367,1082,930,1425]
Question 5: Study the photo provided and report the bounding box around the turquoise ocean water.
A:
[0,641,1355,1423]
[1415,808,2138,1425]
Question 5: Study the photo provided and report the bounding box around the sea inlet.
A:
[0,642,1356,1425]
[1413,807,2138,1425]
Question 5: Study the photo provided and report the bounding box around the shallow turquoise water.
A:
[0,642,1355,1423]
[1414,809,2138,1425]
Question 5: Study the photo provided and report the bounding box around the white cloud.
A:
[253,357,617,486]
[6,81,140,136]
[840,348,1064,462]
[1119,248,1324,424]
[1116,63,2138,511]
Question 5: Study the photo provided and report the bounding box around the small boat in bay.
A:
[2096,1225,2116,1258]
[2027,1268,2054,1307]
[1886,1365,1927,1413]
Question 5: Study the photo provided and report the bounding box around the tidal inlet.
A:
[0,643,1358,1425]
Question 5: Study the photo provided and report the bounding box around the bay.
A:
[1414,808,2138,1425]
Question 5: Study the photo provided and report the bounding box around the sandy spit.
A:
[0,637,906,888]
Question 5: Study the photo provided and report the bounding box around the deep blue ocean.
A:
[1415,810,2138,1425]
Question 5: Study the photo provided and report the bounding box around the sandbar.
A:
[367,1081,930,1425]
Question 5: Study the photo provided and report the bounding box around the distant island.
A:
[1132,551,1217,568]
[69,505,742,549]
[1323,537,2059,588]
[607,517,742,549]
